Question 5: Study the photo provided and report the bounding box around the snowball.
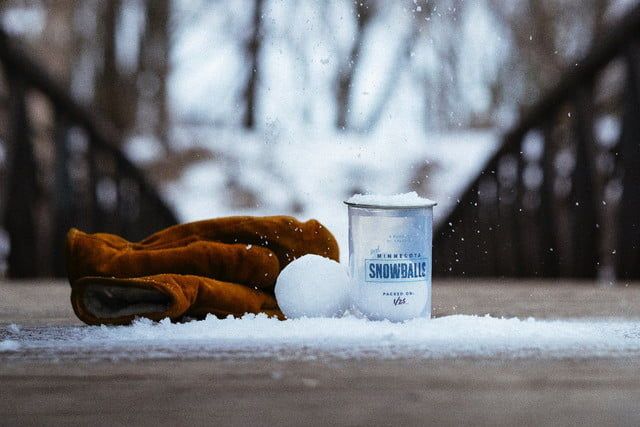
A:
[346,192,436,207]
[275,254,351,319]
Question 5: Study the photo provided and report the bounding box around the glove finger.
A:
[71,275,191,325]
[71,274,282,326]
[138,216,340,269]
[178,274,283,320]
[71,228,221,252]
[67,228,280,288]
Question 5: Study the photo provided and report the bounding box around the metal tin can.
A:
[345,199,436,321]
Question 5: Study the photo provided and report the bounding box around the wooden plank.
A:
[2,357,640,426]
[2,280,640,426]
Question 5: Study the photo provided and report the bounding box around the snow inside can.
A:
[345,194,436,321]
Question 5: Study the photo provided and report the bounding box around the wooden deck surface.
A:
[1,279,640,426]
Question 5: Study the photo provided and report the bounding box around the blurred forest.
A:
[0,0,638,276]
[1,0,631,142]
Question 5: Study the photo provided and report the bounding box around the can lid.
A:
[344,192,437,209]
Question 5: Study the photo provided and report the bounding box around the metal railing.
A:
[0,30,178,278]
[433,5,640,280]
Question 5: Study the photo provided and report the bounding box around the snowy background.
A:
[1,0,639,253]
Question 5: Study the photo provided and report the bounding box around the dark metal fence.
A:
[0,30,178,278]
[434,5,640,281]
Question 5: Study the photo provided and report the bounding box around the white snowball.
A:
[275,254,351,319]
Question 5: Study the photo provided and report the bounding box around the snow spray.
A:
[345,194,436,321]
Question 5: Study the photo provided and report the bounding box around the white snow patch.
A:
[595,115,621,148]
[1,6,45,37]
[2,315,640,362]
[123,135,165,164]
[163,128,499,263]
[0,339,21,352]
[347,192,436,207]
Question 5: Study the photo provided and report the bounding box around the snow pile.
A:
[2,315,640,362]
[346,192,436,207]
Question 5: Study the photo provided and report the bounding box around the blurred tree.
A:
[95,0,172,151]
[41,0,76,84]
[488,0,614,112]
[0,0,625,143]
[137,0,172,150]
[95,0,136,138]
[360,1,434,132]
[335,0,375,130]
[243,0,263,129]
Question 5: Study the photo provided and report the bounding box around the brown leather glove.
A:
[71,274,282,325]
[67,216,340,325]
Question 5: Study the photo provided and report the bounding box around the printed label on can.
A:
[349,211,433,321]
[365,257,428,282]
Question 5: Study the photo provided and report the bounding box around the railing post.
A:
[540,123,559,277]
[87,142,103,232]
[4,77,38,277]
[52,111,72,276]
[461,187,486,276]
[513,141,526,277]
[618,43,640,279]
[571,89,599,278]
[496,148,522,277]
[478,174,500,276]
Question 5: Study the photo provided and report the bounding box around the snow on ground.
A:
[140,127,499,261]
[2,315,640,362]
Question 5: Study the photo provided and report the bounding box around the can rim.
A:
[343,200,437,209]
